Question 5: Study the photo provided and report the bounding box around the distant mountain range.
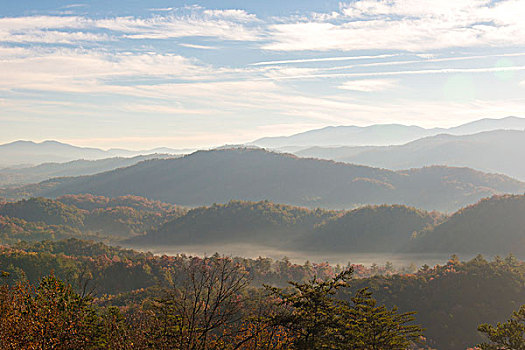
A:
[252,116,525,148]
[0,140,191,167]
[0,154,178,187]
[2,148,523,212]
[295,129,525,181]
[2,116,524,168]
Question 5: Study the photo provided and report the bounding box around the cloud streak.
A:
[250,54,399,66]
[339,79,397,92]
[261,65,525,81]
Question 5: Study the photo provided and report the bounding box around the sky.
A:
[1,0,525,150]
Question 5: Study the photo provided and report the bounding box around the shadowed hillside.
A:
[299,205,443,252]
[410,194,525,256]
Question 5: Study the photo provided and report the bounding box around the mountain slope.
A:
[0,197,85,228]
[298,205,442,252]
[296,130,525,181]
[0,196,185,240]
[253,124,437,148]
[0,140,188,167]
[1,148,524,212]
[0,154,177,187]
[252,116,525,148]
[0,140,112,166]
[410,194,525,256]
[127,200,339,246]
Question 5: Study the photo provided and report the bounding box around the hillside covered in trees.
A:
[2,194,525,257]
[128,200,339,246]
[0,238,523,349]
[2,148,523,212]
[298,205,442,253]
[411,194,525,256]
[0,196,185,242]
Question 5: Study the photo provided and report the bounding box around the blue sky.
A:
[1,0,525,149]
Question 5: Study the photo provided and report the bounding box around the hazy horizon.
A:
[1,115,524,151]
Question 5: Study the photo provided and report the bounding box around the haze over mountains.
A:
[2,116,524,168]
[2,148,523,212]
[0,140,189,167]
[252,116,525,148]
[296,129,525,181]
[0,154,178,187]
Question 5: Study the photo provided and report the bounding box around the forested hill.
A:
[0,197,85,228]
[2,195,525,257]
[298,205,442,252]
[3,148,524,212]
[410,194,525,256]
[127,200,340,245]
[128,201,441,251]
[0,196,185,241]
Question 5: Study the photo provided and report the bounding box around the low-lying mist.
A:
[130,242,471,268]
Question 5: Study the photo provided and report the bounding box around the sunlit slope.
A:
[0,195,184,240]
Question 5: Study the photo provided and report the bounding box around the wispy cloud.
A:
[0,8,261,45]
[148,8,174,12]
[318,52,525,72]
[98,15,260,41]
[339,79,397,92]
[62,4,88,9]
[179,43,218,50]
[262,65,525,81]
[264,0,525,51]
[249,54,399,66]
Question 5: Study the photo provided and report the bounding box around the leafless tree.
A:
[150,256,250,350]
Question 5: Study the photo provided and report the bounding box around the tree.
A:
[146,256,250,350]
[266,269,423,349]
[478,305,525,350]
[345,288,423,350]
[0,274,129,350]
